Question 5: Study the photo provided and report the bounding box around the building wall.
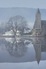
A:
[41,20,46,36]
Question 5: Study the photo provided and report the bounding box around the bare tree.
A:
[8,15,27,35]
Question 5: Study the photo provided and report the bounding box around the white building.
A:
[32,8,46,36]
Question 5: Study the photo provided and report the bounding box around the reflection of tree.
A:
[8,15,27,35]
[5,38,30,57]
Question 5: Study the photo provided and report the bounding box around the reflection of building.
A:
[32,9,46,36]
[34,44,41,64]
[32,37,46,64]
[33,37,41,64]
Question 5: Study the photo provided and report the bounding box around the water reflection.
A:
[32,37,46,64]
[5,38,28,57]
[0,37,46,63]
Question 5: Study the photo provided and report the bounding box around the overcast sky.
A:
[0,0,46,9]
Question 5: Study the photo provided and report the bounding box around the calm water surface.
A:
[0,37,46,69]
